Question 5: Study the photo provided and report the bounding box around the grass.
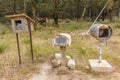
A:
[0,19,120,79]
[0,43,8,54]
[23,37,30,45]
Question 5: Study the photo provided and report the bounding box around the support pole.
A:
[16,33,21,64]
[27,19,34,63]
[99,41,106,63]
[60,46,67,66]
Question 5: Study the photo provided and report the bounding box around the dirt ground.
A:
[28,61,120,80]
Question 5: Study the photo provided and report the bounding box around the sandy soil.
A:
[28,62,120,80]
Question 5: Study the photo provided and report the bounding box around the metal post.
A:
[99,44,103,63]
[27,19,34,63]
[16,33,21,64]
[99,41,106,63]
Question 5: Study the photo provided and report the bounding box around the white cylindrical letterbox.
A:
[89,24,112,42]
[53,33,71,47]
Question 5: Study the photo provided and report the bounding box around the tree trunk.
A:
[118,7,120,19]
[76,0,80,21]
[53,12,59,26]
[119,0,120,19]
[31,0,37,22]
[80,0,87,20]
[13,0,16,14]
[80,6,87,20]
[24,0,26,13]
[32,7,36,19]
[109,9,113,22]
[53,0,59,26]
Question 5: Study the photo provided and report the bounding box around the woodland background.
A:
[0,0,120,26]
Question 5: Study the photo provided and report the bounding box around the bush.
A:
[0,44,7,54]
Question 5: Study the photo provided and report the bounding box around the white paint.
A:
[67,59,75,70]
[89,59,112,72]
[55,53,71,60]
[31,63,52,80]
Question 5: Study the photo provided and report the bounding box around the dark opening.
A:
[99,29,109,38]
[15,20,22,30]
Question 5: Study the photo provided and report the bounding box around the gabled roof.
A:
[6,13,35,23]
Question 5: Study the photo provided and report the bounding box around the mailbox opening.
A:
[55,36,67,46]
[15,20,22,30]
[99,28,109,38]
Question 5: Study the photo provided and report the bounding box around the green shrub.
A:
[0,44,7,54]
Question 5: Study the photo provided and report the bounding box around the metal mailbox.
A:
[89,24,112,42]
[53,33,71,47]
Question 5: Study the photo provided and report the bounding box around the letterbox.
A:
[6,14,35,33]
[53,33,71,47]
[89,24,112,42]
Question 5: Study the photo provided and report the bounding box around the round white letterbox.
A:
[89,24,112,41]
[53,33,71,47]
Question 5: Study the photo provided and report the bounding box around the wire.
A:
[82,0,110,36]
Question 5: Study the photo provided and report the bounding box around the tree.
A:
[76,0,80,21]
[119,0,120,19]
[52,0,60,26]
[80,0,89,20]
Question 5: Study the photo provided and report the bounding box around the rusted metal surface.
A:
[16,33,21,64]
[27,19,34,63]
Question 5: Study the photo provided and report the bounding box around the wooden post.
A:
[16,33,21,64]
[27,19,34,63]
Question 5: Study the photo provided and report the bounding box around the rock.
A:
[51,58,61,68]
[85,66,90,69]
[67,59,76,70]
[55,53,61,59]
[57,66,70,75]
[55,53,71,60]
[66,55,71,60]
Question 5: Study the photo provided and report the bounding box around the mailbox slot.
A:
[99,28,109,38]
[90,24,112,41]
[53,33,71,47]
[15,20,22,30]
[55,36,67,46]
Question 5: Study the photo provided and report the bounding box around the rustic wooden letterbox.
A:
[6,14,35,33]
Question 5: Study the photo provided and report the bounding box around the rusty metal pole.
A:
[16,33,21,64]
[27,19,34,63]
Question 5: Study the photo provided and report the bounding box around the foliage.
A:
[0,43,7,54]
[0,0,119,25]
